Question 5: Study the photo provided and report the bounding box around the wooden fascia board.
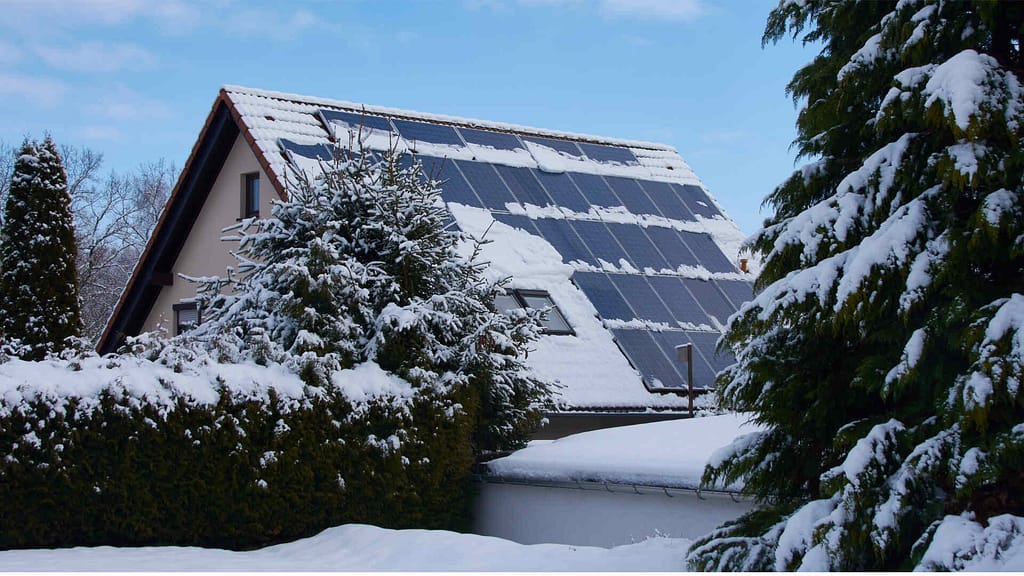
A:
[97,92,239,354]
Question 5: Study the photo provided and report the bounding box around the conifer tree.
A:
[190,146,551,451]
[0,137,81,360]
[688,1,1024,570]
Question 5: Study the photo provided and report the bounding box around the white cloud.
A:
[228,7,322,41]
[600,0,706,21]
[0,73,66,107]
[85,85,171,121]
[77,125,123,141]
[0,0,200,37]
[35,42,157,73]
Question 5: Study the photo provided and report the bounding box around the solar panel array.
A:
[279,113,753,394]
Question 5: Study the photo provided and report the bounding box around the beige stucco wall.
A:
[143,133,278,334]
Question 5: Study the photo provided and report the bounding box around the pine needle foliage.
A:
[688,1,1024,571]
[0,137,81,360]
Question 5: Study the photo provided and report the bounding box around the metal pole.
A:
[676,343,693,417]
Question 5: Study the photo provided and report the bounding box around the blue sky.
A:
[0,0,817,236]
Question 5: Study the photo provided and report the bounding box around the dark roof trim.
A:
[97,93,242,354]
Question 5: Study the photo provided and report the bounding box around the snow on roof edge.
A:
[223,85,678,152]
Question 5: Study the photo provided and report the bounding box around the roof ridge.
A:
[222,84,678,152]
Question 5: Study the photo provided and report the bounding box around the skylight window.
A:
[495,289,574,335]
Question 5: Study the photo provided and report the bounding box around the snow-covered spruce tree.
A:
[190,145,551,452]
[0,137,81,360]
[688,1,1024,571]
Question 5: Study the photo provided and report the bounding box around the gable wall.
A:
[143,133,278,334]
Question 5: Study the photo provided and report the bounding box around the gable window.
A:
[172,302,199,336]
[242,172,260,218]
[495,289,574,335]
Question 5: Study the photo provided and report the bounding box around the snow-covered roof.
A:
[485,413,759,491]
[218,85,755,411]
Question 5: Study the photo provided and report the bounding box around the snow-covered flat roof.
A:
[486,413,760,491]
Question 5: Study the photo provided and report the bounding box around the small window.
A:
[242,172,260,218]
[495,289,574,335]
[173,302,199,336]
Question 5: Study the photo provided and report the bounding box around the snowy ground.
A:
[0,524,690,571]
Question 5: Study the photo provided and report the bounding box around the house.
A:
[99,86,754,437]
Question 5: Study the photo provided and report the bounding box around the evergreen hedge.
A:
[0,356,477,550]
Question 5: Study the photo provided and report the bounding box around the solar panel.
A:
[611,328,686,389]
[650,331,716,390]
[532,170,591,213]
[672,183,722,219]
[604,176,659,216]
[532,218,595,266]
[320,109,393,134]
[682,278,737,326]
[717,279,755,309]
[522,136,585,158]
[572,272,634,320]
[578,142,638,165]
[458,127,524,151]
[605,223,670,270]
[494,165,554,208]
[647,276,706,326]
[687,330,734,374]
[608,274,675,324]
[493,213,540,235]
[456,160,518,211]
[569,220,629,267]
[644,227,701,269]
[684,232,737,273]
[391,118,463,146]
[279,139,334,162]
[637,180,693,222]
[569,172,622,208]
[412,155,483,208]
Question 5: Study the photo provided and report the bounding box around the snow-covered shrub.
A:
[190,144,551,452]
[0,344,478,549]
[689,1,1024,571]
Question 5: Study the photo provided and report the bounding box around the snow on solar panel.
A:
[493,213,540,235]
[606,223,670,270]
[319,109,393,134]
[681,278,736,326]
[570,220,629,266]
[457,127,524,151]
[494,165,554,208]
[531,218,596,266]
[531,170,591,213]
[572,271,635,321]
[611,328,686,389]
[681,330,733,388]
[456,160,518,211]
[637,180,693,222]
[672,183,722,219]
[608,274,675,324]
[604,176,660,216]
[392,118,463,147]
[577,142,638,165]
[279,139,334,162]
[568,172,622,208]
[522,136,585,158]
